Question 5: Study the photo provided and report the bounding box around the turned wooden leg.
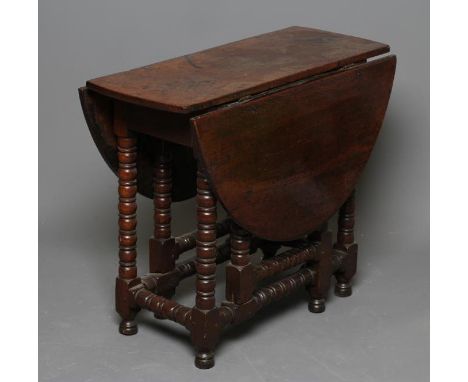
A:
[149,146,173,273]
[307,227,333,313]
[149,148,176,310]
[226,222,254,304]
[191,169,220,369]
[153,150,172,243]
[114,104,139,335]
[149,147,176,300]
[334,190,358,297]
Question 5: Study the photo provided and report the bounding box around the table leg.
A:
[153,150,172,242]
[191,169,220,369]
[307,227,333,313]
[115,125,139,335]
[149,147,176,299]
[334,190,358,297]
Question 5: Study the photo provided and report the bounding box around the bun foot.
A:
[195,351,215,369]
[119,320,138,335]
[335,282,352,297]
[308,298,326,313]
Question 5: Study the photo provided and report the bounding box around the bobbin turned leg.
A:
[114,105,139,335]
[334,190,358,297]
[149,146,175,300]
[191,169,220,369]
[307,224,333,313]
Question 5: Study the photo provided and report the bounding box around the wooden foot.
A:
[308,298,326,313]
[119,319,138,336]
[195,351,215,369]
[335,282,352,297]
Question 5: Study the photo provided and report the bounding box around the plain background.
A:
[39,1,429,381]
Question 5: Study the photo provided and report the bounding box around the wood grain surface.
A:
[191,56,396,241]
[87,26,389,113]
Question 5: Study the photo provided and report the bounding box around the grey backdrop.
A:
[39,1,429,381]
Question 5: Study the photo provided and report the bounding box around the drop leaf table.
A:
[79,26,396,369]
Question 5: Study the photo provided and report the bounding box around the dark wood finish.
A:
[254,268,316,310]
[194,170,218,311]
[334,190,358,297]
[218,247,349,327]
[148,219,232,293]
[191,169,220,369]
[336,190,356,248]
[79,27,396,370]
[87,26,388,113]
[307,231,333,313]
[141,240,232,296]
[149,150,175,277]
[173,218,231,259]
[255,246,317,281]
[116,139,138,279]
[148,149,176,303]
[79,88,115,171]
[192,55,396,241]
[79,88,197,200]
[124,103,193,146]
[131,285,192,329]
[153,150,172,240]
[225,223,254,304]
[114,104,139,335]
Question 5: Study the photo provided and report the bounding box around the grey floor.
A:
[39,1,429,381]
[39,195,428,382]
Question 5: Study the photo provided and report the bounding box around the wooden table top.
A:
[86,26,389,113]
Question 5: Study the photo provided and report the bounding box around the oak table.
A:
[79,26,396,369]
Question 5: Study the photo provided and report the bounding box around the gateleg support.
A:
[149,146,176,301]
[307,226,333,313]
[334,190,358,297]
